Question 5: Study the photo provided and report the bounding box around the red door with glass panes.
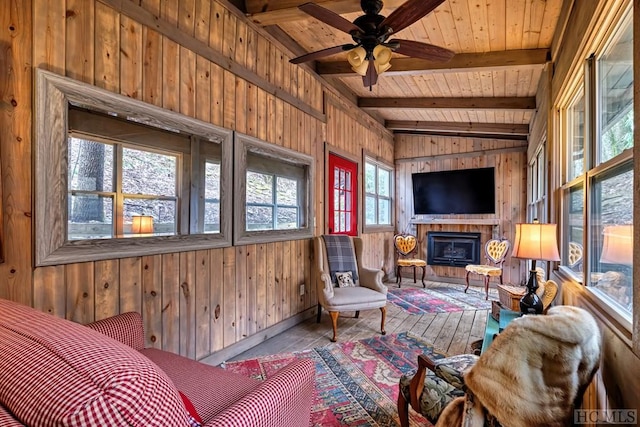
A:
[328,153,358,236]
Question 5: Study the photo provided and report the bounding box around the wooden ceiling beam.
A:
[359,97,537,110]
[317,49,549,76]
[246,0,406,26]
[386,121,530,135]
[393,130,528,141]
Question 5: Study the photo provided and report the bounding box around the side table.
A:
[480,308,520,354]
[497,283,526,311]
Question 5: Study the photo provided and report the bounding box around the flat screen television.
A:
[412,167,496,215]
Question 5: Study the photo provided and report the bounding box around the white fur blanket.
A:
[437,305,601,427]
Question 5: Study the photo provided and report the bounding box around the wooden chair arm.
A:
[408,354,438,410]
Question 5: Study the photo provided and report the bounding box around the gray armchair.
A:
[313,235,388,342]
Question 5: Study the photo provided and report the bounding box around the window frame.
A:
[556,6,634,324]
[35,69,233,266]
[233,132,314,245]
[362,153,394,232]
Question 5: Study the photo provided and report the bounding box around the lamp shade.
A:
[372,45,392,73]
[600,225,633,265]
[512,222,560,262]
[132,215,154,234]
[347,47,368,76]
[347,45,393,76]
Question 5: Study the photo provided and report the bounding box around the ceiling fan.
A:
[290,0,455,88]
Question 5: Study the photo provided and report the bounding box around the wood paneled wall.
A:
[0,0,394,361]
[394,134,527,285]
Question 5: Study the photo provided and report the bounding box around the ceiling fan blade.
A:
[290,44,356,64]
[381,0,446,35]
[389,39,455,62]
[362,60,378,88]
[298,2,363,34]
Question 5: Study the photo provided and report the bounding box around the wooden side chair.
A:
[464,238,510,299]
[394,234,427,287]
[568,241,584,271]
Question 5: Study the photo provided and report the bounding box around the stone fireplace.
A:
[427,231,481,267]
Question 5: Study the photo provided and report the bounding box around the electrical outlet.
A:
[299,284,305,296]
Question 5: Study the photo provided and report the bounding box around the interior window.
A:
[364,157,393,229]
[35,69,233,266]
[233,133,314,245]
[68,136,179,240]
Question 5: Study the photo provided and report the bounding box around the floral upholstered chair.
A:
[464,238,510,299]
[394,234,427,287]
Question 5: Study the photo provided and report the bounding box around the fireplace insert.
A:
[427,231,481,267]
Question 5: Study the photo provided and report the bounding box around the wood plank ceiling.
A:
[243,0,564,139]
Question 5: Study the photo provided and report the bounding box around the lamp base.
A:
[519,269,543,314]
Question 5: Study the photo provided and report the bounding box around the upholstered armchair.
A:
[394,233,427,287]
[398,306,600,427]
[314,235,388,342]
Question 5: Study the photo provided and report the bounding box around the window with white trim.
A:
[364,156,393,229]
[559,8,633,318]
[527,145,546,223]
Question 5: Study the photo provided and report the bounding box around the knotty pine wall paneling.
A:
[0,0,395,362]
[395,134,527,285]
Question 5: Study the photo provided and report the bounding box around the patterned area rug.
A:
[222,332,447,427]
[387,285,494,314]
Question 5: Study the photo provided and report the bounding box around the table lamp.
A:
[132,215,154,235]
[600,225,633,265]
[512,220,560,314]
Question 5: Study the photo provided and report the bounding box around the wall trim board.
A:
[97,0,326,122]
[199,306,316,366]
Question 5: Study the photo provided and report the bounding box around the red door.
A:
[328,153,358,236]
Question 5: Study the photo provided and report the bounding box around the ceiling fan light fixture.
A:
[347,46,368,75]
[348,45,392,77]
[373,45,392,73]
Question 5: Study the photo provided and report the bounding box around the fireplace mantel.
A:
[411,218,500,225]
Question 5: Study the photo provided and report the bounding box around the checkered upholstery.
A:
[0,406,22,426]
[0,298,189,426]
[0,298,315,427]
[142,348,261,422]
[205,357,316,427]
[86,311,146,350]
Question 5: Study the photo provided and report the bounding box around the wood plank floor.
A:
[230,279,497,362]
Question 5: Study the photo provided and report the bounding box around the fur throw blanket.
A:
[436,305,601,427]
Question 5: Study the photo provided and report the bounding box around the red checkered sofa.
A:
[0,298,315,426]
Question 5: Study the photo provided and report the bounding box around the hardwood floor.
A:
[229,279,497,362]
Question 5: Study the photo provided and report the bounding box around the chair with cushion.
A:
[0,298,315,427]
[398,305,599,427]
[568,241,584,271]
[394,233,427,287]
[314,235,388,342]
[464,238,510,299]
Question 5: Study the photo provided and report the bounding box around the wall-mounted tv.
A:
[412,167,496,215]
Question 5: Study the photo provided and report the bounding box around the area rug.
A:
[222,332,447,427]
[387,285,494,314]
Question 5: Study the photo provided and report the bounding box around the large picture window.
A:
[364,156,393,230]
[35,69,232,266]
[559,9,633,319]
[234,133,314,245]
